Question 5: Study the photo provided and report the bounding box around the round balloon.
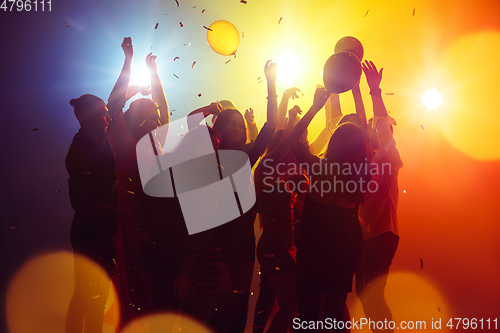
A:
[323,51,362,94]
[334,36,364,61]
[207,20,240,56]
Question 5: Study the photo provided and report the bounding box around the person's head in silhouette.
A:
[213,108,247,151]
[70,94,110,139]
[124,98,161,142]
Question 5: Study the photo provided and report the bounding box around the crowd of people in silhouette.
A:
[65,37,402,333]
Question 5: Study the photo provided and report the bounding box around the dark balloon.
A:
[334,36,364,61]
[323,51,362,94]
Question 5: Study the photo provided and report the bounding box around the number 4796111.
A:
[1,0,51,11]
[446,318,498,330]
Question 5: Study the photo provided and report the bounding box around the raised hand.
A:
[146,52,158,72]
[312,87,330,110]
[288,105,302,120]
[362,60,383,91]
[284,87,303,100]
[245,108,255,123]
[121,37,133,59]
[264,60,278,82]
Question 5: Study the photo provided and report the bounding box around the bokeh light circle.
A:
[6,251,120,333]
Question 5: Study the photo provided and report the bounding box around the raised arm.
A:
[363,60,388,121]
[351,82,367,123]
[288,87,329,166]
[187,102,221,130]
[108,37,133,119]
[146,53,169,126]
[277,87,302,130]
[264,60,278,129]
[245,108,258,142]
[309,90,336,155]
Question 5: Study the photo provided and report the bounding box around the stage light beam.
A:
[422,89,443,110]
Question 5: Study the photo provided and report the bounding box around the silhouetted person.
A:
[356,61,402,333]
[65,94,130,333]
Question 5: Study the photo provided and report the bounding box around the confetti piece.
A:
[179,22,184,27]
[242,32,245,37]
[420,258,424,269]
[364,10,369,17]
[174,56,180,61]
[173,74,179,78]
[225,59,231,64]
[63,22,69,27]
[198,93,202,97]
[155,23,159,29]
[11,226,17,230]
[278,17,282,24]
[128,178,132,182]
[438,307,441,312]
[126,191,135,195]
[192,61,196,68]
[250,290,254,295]
[413,8,415,16]
[204,25,213,31]
[193,5,196,8]
[421,125,425,130]
[170,112,173,115]
[202,9,205,13]
[174,0,179,7]
[403,190,407,193]
[56,191,60,193]
[31,128,39,131]
[258,80,263,84]
[257,77,262,80]
[385,92,394,95]
[240,0,247,3]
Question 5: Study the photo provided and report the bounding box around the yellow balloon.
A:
[207,20,240,56]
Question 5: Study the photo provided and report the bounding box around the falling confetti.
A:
[225,59,231,64]
[126,191,135,195]
[364,10,369,17]
[198,93,202,97]
[242,32,245,37]
[179,22,184,27]
[193,6,196,8]
[258,80,263,84]
[403,190,407,193]
[174,0,179,7]
[170,112,173,115]
[438,307,441,312]
[278,17,282,24]
[31,128,39,131]
[413,8,415,16]
[192,61,196,68]
[174,56,180,61]
[420,258,424,269]
[173,74,179,78]
[257,77,262,80]
[63,22,69,27]
[204,25,213,31]
[155,23,159,29]
[240,0,247,3]
[421,125,425,130]
[202,9,205,13]
[385,92,394,95]
[11,226,17,230]
[56,191,60,193]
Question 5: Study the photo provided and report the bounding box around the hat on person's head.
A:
[70,94,106,123]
